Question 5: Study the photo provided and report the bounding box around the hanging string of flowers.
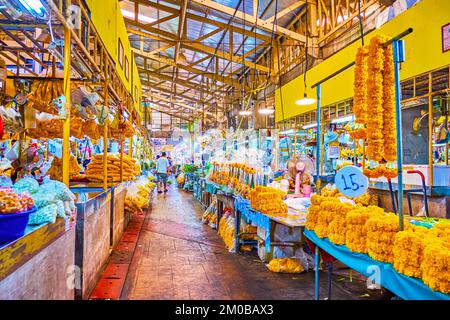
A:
[349,46,369,140]
[382,43,398,178]
[365,36,385,164]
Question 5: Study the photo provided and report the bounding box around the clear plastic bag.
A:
[13,177,39,195]
[28,204,58,225]
[32,192,56,209]
[39,180,75,201]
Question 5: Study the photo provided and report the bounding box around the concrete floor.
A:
[120,184,383,300]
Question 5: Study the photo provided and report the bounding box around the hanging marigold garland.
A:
[349,46,369,140]
[365,36,385,164]
[382,43,398,178]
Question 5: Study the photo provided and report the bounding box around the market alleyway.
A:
[119,184,374,300]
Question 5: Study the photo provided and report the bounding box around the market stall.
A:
[0,0,153,300]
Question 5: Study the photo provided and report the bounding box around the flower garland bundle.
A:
[345,206,385,253]
[218,214,235,252]
[267,258,304,274]
[421,233,450,294]
[249,186,287,216]
[382,44,397,163]
[366,213,408,263]
[328,216,347,245]
[366,36,386,164]
[350,46,369,140]
[305,194,326,230]
[393,226,429,278]
[315,199,354,238]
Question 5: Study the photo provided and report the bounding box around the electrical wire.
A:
[357,0,365,46]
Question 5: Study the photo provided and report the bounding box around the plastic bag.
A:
[55,200,66,217]
[5,141,19,161]
[0,176,13,188]
[13,177,39,195]
[39,180,75,201]
[32,192,55,209]
[28,203,58,225]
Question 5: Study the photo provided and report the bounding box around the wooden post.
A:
[62,27,71,187]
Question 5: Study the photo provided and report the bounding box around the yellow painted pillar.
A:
[129,136,133,157]
[103,81,109,190]
[62,27,71,186]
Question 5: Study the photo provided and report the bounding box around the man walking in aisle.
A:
[156,152,170,193]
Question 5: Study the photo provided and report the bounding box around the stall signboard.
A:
[327,145,340,159]
[48,139,63,159]
[335,165,368,198]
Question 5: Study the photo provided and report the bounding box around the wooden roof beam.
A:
[190,0,309,43]
[126,22,270,73]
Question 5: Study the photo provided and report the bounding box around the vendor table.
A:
[234,196,307,260]
[304,229,450,300]
[0,217,75,299]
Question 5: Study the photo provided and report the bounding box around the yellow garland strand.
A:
[350,46,369,140]
[382,44,397,163]
[366,36,385,162]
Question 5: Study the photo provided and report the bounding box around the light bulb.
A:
[295,93,316,106]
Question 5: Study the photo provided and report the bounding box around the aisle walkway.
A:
[120,184,369,300]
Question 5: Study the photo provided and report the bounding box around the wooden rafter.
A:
[190,0,308,43]
[127,21,270,73]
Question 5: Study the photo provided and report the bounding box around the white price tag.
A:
[48,139,63,159]
[335,165,368,198]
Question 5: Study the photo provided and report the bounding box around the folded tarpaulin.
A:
[304,229,450,300]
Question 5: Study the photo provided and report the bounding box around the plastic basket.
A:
[0,206,37,245]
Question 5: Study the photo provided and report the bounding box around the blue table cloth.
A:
[304,229,450,300]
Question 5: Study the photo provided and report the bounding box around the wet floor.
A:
[120,184,380,300]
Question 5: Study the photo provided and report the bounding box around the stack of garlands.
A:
[305,194,326,230]
[267,258,304,274]
[393,225,429,278]
[315,198,354,239]
[421,223,450,293]
[365,212,407,263]
[352,35,398,179]
[249,186,287,216]
[209,170,230,186]
[345,206,384,253]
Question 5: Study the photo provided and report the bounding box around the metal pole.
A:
[315,246,320,300]
[103,81,109,190]
[315,84,321,186]
[62,27,71,187]
[393,40,404,230]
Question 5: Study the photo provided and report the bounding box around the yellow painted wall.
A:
[84,0,142,112]
[275,0,450,122]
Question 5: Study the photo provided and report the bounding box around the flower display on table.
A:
[366,212,408,263]
[393,225,429,278]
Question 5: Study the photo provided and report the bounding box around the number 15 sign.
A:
[335,165,368,198]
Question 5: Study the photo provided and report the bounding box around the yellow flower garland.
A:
[345,206,385,253]
[366,213,409,263]
[366,36,386,163]
[351,46,369,140]
[382,44,397,163]
[393,226,429,278]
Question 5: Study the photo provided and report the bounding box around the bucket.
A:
[0,206,37,245]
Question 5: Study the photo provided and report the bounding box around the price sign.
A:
[335,165,368,198]
[327,145,340,159]
[48,139,62,159]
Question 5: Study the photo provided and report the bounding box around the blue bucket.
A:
[0,206,37,245]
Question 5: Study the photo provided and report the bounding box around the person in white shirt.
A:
[156,152,170,193]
